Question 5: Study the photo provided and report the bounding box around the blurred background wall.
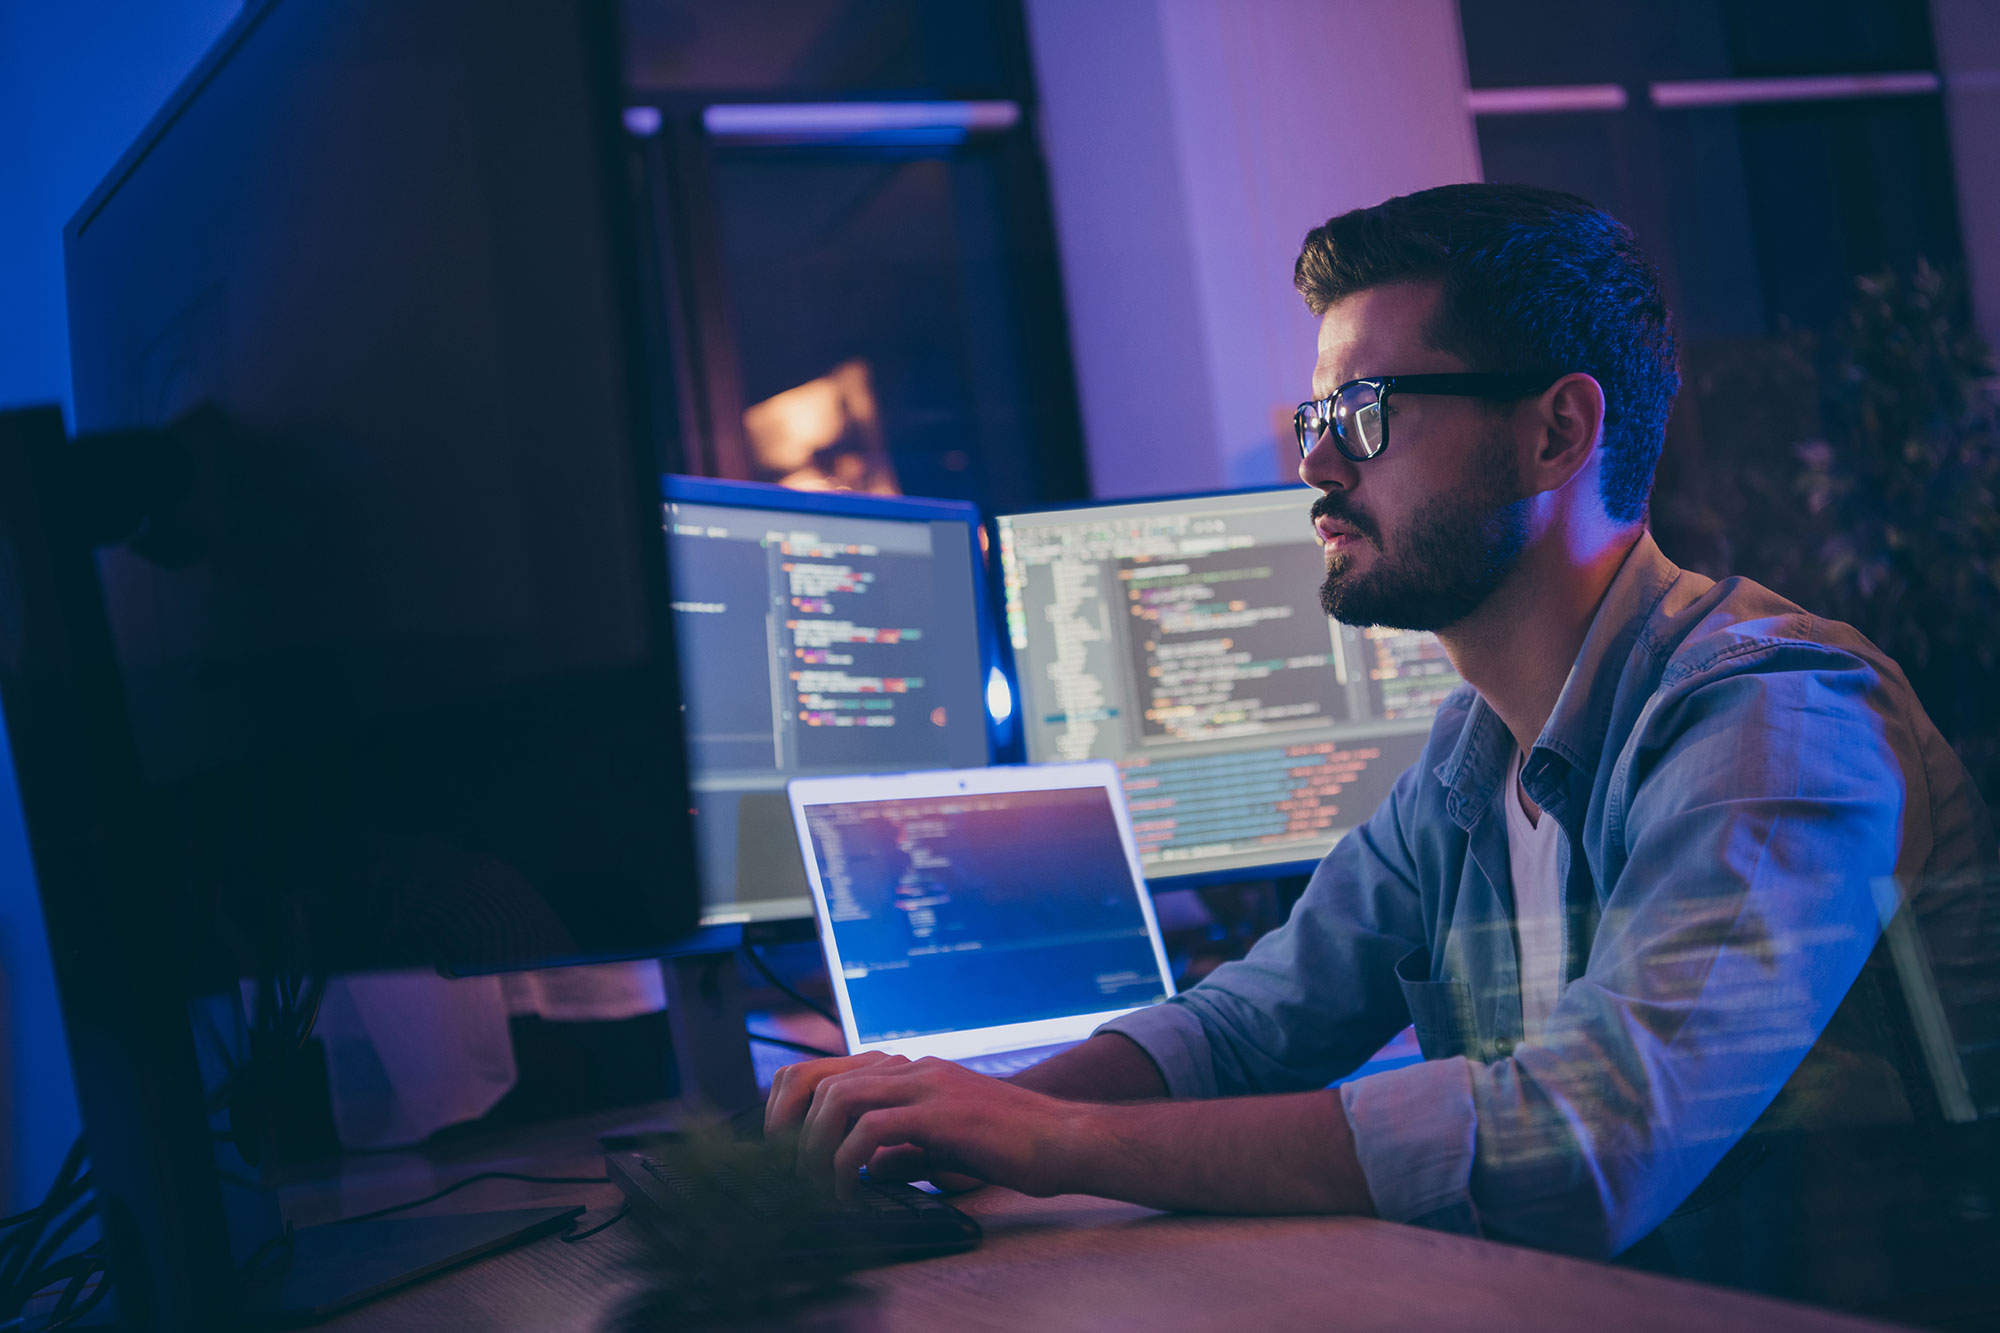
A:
[1024,0,1480,496]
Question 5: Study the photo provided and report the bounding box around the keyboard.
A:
[958,1041,1078,1077]
[606,1147,981,1269]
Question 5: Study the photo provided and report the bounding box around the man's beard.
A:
[1315,431,1531,632]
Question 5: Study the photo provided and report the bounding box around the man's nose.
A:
[1298,431,1357,493]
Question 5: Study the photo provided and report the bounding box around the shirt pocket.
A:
[1396,946,1478,1061]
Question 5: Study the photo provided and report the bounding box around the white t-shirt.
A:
[1503,749,1565,1039]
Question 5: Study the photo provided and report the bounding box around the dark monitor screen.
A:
[996,486,1462,885]
[663,476,994,925]
[59,0,700,979]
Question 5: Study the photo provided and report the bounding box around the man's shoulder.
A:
[1563,559,1956,842]
[1610,565,1993,896]
[1641,570,1895,694]
[1611,569,1989,856]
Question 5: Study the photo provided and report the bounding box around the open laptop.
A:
[786,762,1177,1076]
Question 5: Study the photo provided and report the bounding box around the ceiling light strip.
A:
[1650,71,1940,109]
[1466,84,1629,115]
[701,101,1021,145]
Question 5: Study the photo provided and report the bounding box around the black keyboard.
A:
[606,1147,981,1269]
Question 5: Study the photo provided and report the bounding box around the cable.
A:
[18,1249,107,1330]
[0,1139,102,1333]
[741,945,838,1027]
[14,1204,96,1302]
[45,1262,110,1329]
[335,1173,610,1227]
[748,1032,840,1059]
[239,1222,296,1280]
[559,1201,631,1243]
[0,1143,88,1302]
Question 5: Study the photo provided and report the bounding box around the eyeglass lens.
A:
[1337,383,1386,459]
[1297,382,1387,461]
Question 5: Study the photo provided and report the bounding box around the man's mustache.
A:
[1308,492,1381,547]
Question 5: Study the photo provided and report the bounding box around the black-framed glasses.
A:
[1294,372,1559,463]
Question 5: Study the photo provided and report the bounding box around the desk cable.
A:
[335,1172,611,1227]
[741,945,838,1026]
[0,1136,108,1331]
[740,944,842,1058]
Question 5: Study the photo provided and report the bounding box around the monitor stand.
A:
[662,946,763,1115]
[597,941,764,1149]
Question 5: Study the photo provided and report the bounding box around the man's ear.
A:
[1524,372,1606,495]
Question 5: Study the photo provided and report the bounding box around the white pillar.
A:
[1025,0,1482,498]
[1931,0,2000,348]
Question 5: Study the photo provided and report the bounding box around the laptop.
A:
[786,762,1178,1076]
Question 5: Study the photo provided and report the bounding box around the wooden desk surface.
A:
[309,1156,1893,1332]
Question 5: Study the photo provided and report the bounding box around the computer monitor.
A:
[995,485,1463,887]
[28,0,702,1322]
[663,475,999,927]
[62,0,699,978]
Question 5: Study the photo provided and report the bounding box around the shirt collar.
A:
[1434,532,1685,830]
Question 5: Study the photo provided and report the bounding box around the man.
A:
[767,184,1993,1302]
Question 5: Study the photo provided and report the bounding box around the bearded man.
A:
[767,184,1994,1308]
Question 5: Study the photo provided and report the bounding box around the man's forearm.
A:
[1056,1087,1377,1215]
[1009,1032,1169,1102]
[1007,1034,1375,1212]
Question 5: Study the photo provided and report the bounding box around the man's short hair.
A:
[1294,183,1679,524]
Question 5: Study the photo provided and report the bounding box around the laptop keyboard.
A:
[957,1042,1078,1077]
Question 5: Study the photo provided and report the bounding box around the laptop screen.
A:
[801,786,1172,1047]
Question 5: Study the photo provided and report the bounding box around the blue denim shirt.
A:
[1102,533,1991,1271]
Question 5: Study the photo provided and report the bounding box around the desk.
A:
[308,1144,1892,1331]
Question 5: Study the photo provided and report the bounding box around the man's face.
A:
[1301,283,1531,632]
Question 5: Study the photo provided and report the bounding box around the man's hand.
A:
[764,1048,1377,1216]
[769,1053,1085,1198]
[765,1049,906,1139]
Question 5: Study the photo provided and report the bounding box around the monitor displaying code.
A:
[996,488,1461,882]
[804,787,1169,1043]
[667,497,989,923]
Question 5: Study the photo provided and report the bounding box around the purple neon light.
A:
[701,101,1020,145]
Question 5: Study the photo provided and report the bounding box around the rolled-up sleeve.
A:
[1097,996,1220,1099]
[1340,1054,1481,1231]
